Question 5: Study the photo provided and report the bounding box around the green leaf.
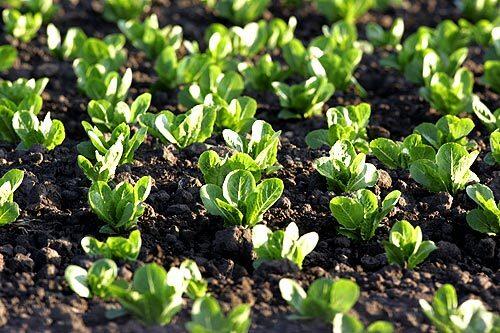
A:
[245,178,284,226]
[0,202,20,226]
[370,138,401,169]
[332,313,364,333]
[132,263,167,294]
[222,170,256,208]
[410,159,448,193]
[408,240,437,269]
[328,279,360,313]
[64,265,90,298]
[279,278,306,311]
[329,197,364,230]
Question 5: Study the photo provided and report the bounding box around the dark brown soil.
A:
[0,0,498,332]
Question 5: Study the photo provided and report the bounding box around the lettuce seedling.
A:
[383,220,436,269]
[4,0,59,22]
[81,230,142,261]
[420,284,499,333]
[88,176,152,233]
[308,48,364,94]
[273,77,334,119]
[332,313,394,333]
[279,278,360,322]
[314,140,378,193]
[139,105,216,149]
[482,60,500,94]
[180,259,208,300]
[0,77,48,105]
[381,27,466,85]
[87,92,151,132]
[0,45,17,71]
[209,95,256,133]
[103,0,151,22]
[203,0,270,25]
[203,28,233,62]
[47,24,88,60]
[238,55,290,92]
[465,184,499,236]
[414,115,475,150]
[456,0,499,22]
[230,21,268,58]
[109,263,187,326]
[485,131,500,165]
[306,103,370,152]
[370,134,436,170]
[410,143,479,194]
[2,9,42,42]
[72,34,127,72]
[178,69,244,109]
[223,120,281,174]
[420,68,474,116]
[65,258,118,299]
[267,17,297,49]
[74,64,132,103]
[78,139,123,183]
[12,111,65,150]
[0,94,43,142]
[186,296,251,333]
[199,151,262,187]
[315,0,373,23]
[200,170,283,227]
[0,169,24,227]
[309,21,359,53]
[118,14,183,59]
[78,121,147,165]
[366,18,404,48]
[330,189,401,240]
[252,222,319,269]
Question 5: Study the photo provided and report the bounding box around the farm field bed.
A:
[0,0,498,332]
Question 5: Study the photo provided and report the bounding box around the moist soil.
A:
[0,0,498,332]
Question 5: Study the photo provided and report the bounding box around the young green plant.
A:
[0,169,24,227]
[81,230,142,261]
[413,115,475,150]
[409,143,479,194]
[139,105,217,149]
[279,278,360,322]
[370,134,436,170]
[272,77,334,119]
[420,284,499,333]
[465,184,499,236]
[306,103,370,152]
[223,120,281,174]
[77,121,147,165]
[186,296,251,333]
[200,170,283,227]
[12,111,65,151]
[77,139,124,183]
[65,258,118,299]
[330,189,401,240]
[252,222,318,269]
[88,176,152,234]
[383,220,437,269]
[314,140,378,193]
